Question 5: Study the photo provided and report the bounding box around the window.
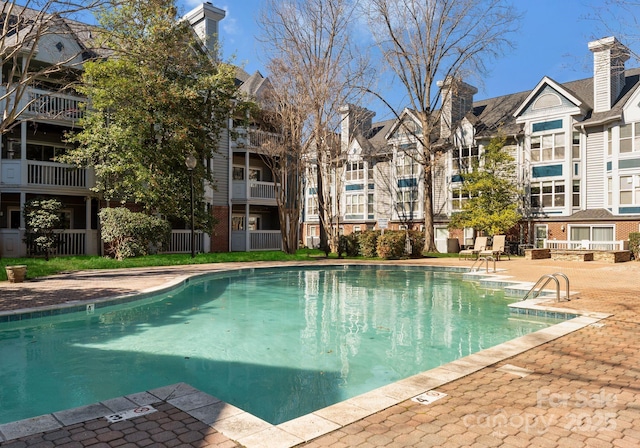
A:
[232,166,244,180]
[367,193,374,216]
[530,132,564,162]
[306,197,318,216]
[619,122,640,153]
[570,226,614,244]
[8,208,21,229]
[608,177,613,206]
[531,180,565,208]
[26,143,67,161]
[572,131,580,160]
[534,225,548,248]
[346,193,365,215]
[396,189,417,214]
[452,147,479,171]
[395,147,419,177]
[607,128,613,156]
[308,225,317,237]
[572,180,580,208]
[619,175,640,205]
[451,187,470,210]
[345,161,364,181]
[2,140,20,159]
[232,216,244,230]
[249,168,261,181]
[353,225,361,233]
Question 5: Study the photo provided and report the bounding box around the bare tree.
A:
[365,0,520,252]
[254,58,310,254]
[0,0,108,135]
[259,0,372,255]
[591,1,640,60]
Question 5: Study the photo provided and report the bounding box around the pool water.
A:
[0,266,563,425]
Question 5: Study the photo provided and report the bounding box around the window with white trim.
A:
[396,189,417,215]
[619,175,640,205]
[572,180,580,208]
[346,193,365,215]
[451,187,470,210]
[345,161,364,181]
[306,197,318,216]
[531,133,565,162]
[367,193,374,216]
[452,147,479,171]
[531,180,565,208]
[395,147,419,177]
[572,131,580,160]
[619,122,640,153]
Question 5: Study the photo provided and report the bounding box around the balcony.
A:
[235,129,283,149]
[25,88,85,122]
[232,180,278,203]
[27,160,89,188]
[160,230,205,254]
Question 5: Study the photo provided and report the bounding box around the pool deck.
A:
[0,258,639,448]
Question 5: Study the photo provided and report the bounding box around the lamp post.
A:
[185,154,197,258]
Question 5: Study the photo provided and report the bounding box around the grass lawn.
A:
[0,249,463,282]
[0,249,326,281]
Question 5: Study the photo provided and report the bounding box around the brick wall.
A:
[210,205,229,252]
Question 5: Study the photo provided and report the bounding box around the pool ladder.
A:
[522,272,570,302]
[470,256,496,273]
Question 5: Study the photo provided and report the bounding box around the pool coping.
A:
[0,264,611,447]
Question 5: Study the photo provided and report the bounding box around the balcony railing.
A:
[544,240,626,251]
[26,88,85,121]
[27,160,87,188]
[249,130,283,148]
[161,230,204,254]
[250,230,282,251]
[232,180,278,201]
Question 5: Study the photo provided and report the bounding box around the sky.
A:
[178,0,635,121]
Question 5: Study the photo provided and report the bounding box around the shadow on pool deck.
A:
[1,258,640,447]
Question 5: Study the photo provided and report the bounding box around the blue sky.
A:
[179,0,632,120]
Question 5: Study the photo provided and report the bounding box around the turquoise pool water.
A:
[0,266,564,425]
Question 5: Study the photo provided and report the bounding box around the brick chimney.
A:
[588,36,630,113]
[437,76,477,140]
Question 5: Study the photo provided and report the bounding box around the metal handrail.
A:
[470,256,496,273]
[522,272,570,302]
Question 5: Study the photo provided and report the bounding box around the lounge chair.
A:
[479,235,511,260]
[458,236,487,260]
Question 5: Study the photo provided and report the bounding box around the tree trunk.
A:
[422,163,438,252]
[316,157,330,256]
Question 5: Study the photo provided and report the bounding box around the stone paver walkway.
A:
[1,258,639,447]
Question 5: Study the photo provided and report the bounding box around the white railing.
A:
[249,130,283,148]
[27,160,87,187]
[26,88,85,121]
[162,230,204,254]
[26,230,87,256]
[55,230,86,256]
[544,240,625,251]
[250,181,277,200]
[250,230,282,251]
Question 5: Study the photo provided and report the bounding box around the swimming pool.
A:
[0,265,565,425]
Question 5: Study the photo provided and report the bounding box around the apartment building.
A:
[0,2,283,258]
[304,36,640,253]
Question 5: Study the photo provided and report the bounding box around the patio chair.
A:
[458,236,487,260]
[479,235,511,260]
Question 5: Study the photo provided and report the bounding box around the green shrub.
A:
[407,230,425,257]
[100,207,171,260]
[23,198,64,261]
[358,230,380,258]
[338,233,360,257]
[376,231,406,259]
[629,232,640,260]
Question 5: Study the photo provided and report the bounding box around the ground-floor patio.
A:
[0,258,638,447]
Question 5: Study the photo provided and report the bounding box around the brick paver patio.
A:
[1,258,638,447]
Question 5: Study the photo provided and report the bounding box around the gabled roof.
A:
[513,76,587,117]
[239,70,270,97]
